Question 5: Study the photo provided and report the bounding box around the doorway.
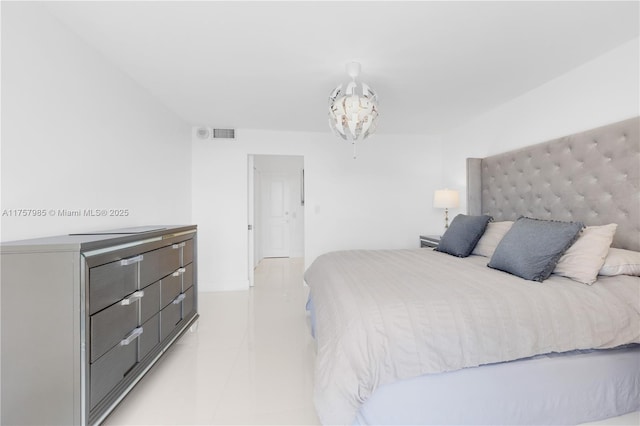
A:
[248,155,305,286]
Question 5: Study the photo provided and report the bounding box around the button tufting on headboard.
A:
[467,117,640,251]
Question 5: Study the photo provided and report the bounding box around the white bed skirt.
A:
[354,344,640,425]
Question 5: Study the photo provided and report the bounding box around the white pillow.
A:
[472,221,513,257]
[599,247,640,277]
[553,224,617,285]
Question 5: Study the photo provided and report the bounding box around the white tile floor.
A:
[104,257,638,426]
[104,257,319,425]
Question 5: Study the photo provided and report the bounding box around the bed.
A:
[304,117,640,425]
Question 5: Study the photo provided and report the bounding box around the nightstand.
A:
[420,235,441,248]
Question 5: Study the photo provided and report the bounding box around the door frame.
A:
[247,155,255,287]
[247,154,305,287]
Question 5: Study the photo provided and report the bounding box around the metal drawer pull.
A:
[120,255,144,266]
[172,293,186,304]
[172,242,186,249]
[121,290,144,306]
[120,327,144,346]
[171,267,187,277]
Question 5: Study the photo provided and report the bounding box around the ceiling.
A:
[43,1,639,135]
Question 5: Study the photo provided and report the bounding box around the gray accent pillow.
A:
[435,214,493,257]
[488,217,584,282]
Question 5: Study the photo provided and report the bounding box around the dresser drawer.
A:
[89,255,141,315]
[183,286,195,319]
[183,263,194,291]
[182,239,194,266]
[90,334,138,409]
[160,298,182,341]
[160,271,182,309]
[139,313,160,362]
[140,245,180,288]
[140,281,160,324]
[90,294,140,363]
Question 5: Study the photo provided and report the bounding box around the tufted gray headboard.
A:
[467,117,639,251]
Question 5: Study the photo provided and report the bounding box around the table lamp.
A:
[434,189,460,229]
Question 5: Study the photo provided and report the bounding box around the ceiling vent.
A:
[195,127,236,140]
[213,128,235,139]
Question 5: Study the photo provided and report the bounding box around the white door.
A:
[263,174,290,258]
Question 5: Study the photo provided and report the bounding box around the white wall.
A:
[1,2,192,242]
[443,37,640,213]
[192,130,445,291]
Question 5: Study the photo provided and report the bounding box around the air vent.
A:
[213,128,235,139]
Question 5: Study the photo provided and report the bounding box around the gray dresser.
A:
[1,225,199,425]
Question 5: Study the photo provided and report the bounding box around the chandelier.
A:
[328,62,379,158]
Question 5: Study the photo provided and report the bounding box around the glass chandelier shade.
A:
[328,62,379,143]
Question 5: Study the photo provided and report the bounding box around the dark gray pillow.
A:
[488,217,584,282]
[435,214,493,257]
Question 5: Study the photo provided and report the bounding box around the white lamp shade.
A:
[434,189,460,209]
